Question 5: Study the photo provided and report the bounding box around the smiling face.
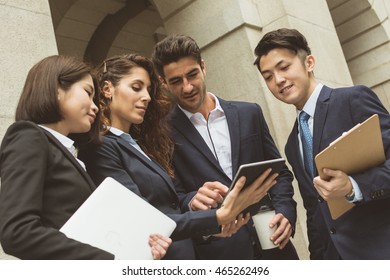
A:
[162,57,208,114]
[57,74,98,135]
[259,48,317,110]
[104,66,151,132]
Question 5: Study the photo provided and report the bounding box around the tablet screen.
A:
[228,158,285,214]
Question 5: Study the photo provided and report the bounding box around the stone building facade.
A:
[1,0,389,260]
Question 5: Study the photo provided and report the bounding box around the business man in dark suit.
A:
[152,35,299,260]
[254,28,390,259]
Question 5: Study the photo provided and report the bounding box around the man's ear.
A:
[306,55,316,73]
[200,59,206,76]
[102,81,113,99]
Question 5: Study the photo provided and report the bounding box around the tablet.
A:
[230,158,285,191]
[228,158,285,214]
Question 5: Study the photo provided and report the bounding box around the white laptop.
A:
[60,177,176,259]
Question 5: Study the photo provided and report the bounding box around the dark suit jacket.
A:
[80,132,222,260]
[285,85,390,259]
[0,121,113,259]
[169,98,298,259]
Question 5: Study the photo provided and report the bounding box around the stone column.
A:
[0,0,58,260]
[0,0,58,139]
[328,0,390,110]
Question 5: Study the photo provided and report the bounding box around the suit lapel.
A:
[288,121,306,171]
[288,86,332,178]
[220,99,240,177]
[313,86,331,160]
[41,129,96,191]
[113,133,177,194]
[170,105,226,174]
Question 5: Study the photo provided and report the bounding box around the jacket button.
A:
[171,202,177,208]
[330,227,336,234]
[317,196,323,203]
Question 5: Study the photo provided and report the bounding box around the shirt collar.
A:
[108,126,139,142]
[109,126,125,137]
[38,125,74,149]
[296,83,323,118]
[178,92,224,120]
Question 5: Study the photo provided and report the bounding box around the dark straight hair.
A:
[15,55,101,145]
[151,34,202,78]
[253,28,311,71]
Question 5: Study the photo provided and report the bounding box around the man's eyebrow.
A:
[260,59,285,75]
[167,68,199,83]
[187,68,198,75]
[167,76,181,83]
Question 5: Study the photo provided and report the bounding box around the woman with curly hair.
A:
[79,54,278,259]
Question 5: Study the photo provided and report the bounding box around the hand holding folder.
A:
[314,114,386,219]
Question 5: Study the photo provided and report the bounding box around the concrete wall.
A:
[50,0,163,60]
[0,0,58,259]
[0,0,58,139]
[328,0,390,111]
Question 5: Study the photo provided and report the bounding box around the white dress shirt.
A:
[178,93,232,179]
[38,125,86,170]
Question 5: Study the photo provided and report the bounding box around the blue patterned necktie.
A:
[299,111,314,177]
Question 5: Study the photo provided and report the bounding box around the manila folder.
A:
[314,114,385,219]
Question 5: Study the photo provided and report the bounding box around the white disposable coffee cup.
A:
[252,206,278,250]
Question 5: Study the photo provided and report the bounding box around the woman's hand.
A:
[148,234,172,260]
[216,168,278,225]
[213,213,250,238]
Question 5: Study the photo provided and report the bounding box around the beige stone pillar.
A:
[0,0,58,138]
[0,0,58,260]
[372,0,390,108]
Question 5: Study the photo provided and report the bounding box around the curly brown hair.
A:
[95,54,175,177]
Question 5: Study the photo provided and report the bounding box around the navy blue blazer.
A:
[285,85,390,259]
[80,132,222,260]
[169,98,298,259]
